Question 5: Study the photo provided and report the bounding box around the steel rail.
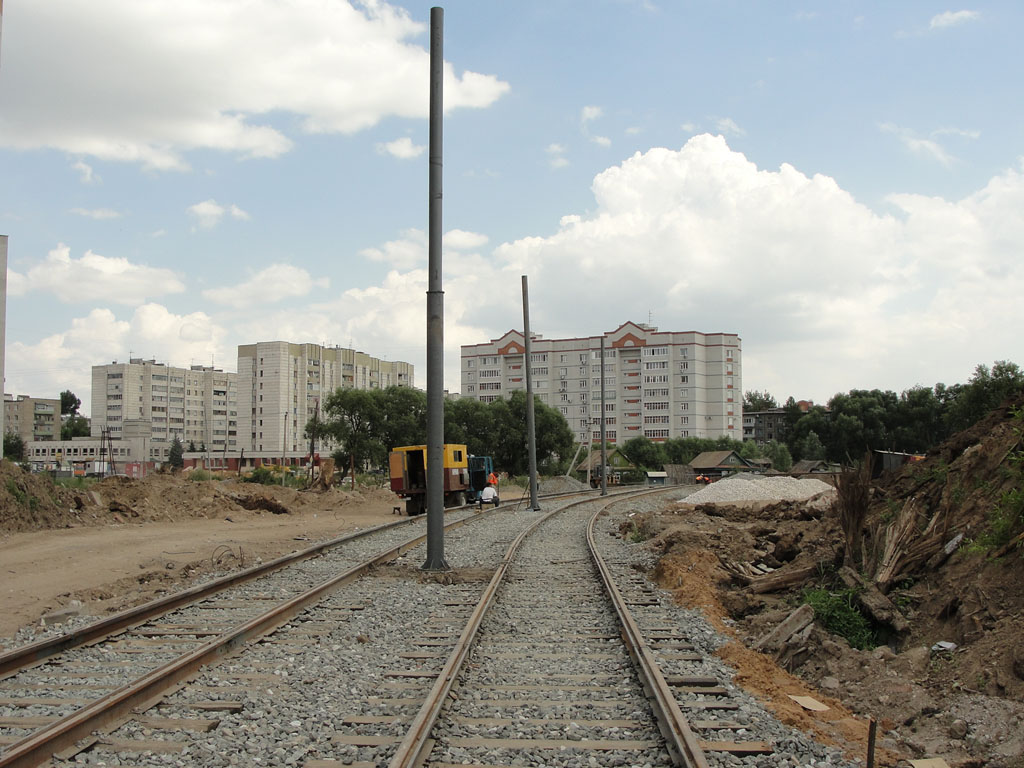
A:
[386,486,673,768]
[0,508,492,768]
[0,515,427,678]
[588,501,711,768]
[0,487,605,679]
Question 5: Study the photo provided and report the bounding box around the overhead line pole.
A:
[522,276,540,510]
[422,6,449,570]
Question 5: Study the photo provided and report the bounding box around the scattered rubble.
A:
[629,392,1024,766]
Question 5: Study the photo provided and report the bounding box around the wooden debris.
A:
[747,563,822,594]
[754,604,814,655]
[838,566,909,635]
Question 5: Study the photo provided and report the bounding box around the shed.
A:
[645,471,668,486]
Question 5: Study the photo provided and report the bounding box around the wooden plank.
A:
[681,701,740,711]
[305,762,376,768]
[165,701,243,713]
[0,696,89,707]
[690,720,744,730]
[699,740,773,754]
[446,737,657,750]
[664,676,721,687]
[654,652,702,661]
[330,734,419,747]
[470,684,623,693]
[0,715,58,727]
[452,717,641,728]
[95,738,187,754]
[383,670,440,679]
[341,715,408,725]
[399,651,444,659]
[134,717,220,732]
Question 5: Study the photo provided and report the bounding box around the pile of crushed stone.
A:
[683,474,834,505]
[537,476,590,494]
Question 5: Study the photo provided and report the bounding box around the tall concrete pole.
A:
[422,7,449,570]
[0,235,7,460]
[1,4,6,458]
[600,336,607,495]
[521,276,540,510]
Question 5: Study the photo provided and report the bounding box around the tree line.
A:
[308,387,576,476]
[752,360,1024,464]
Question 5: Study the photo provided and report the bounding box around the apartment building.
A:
[90,359,238,459]
[460,321,742,444]
[3,394,60,443]
[237,341,414,454]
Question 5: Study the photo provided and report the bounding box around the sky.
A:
[2,1,1023,418]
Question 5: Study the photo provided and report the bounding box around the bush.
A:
[802,587,877,650]
[244,466,278,485]
[188,469,213,482]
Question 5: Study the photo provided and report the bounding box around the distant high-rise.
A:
[237,341,414,454]
[461,321,742,444]
[91,359,238,459]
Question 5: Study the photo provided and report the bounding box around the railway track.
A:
[0,487,855,768]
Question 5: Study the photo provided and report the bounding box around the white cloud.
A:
[681,122,699,133]
[6,243,185,304]
[444,135,1024,402]
[930,10,979,29]
[443,229,489,250]
[581,106,603,123]
[5,305,226,414]
[0,1,509,169]
[70,207,122,220]
[592,135,612,147]
[202,264,329,309]
[359,228,428,270]
[714,117,745,136]
[880,123,955,166]
[72,160,98,184]
[187,199,250,229]
[376,136,426,159]
[546,143,569,168]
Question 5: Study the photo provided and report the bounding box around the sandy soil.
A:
[0,502,398,642]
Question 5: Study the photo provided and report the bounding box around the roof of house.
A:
[688,450,755,470]
[574,448,636,472]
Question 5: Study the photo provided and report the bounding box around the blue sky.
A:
[2,1,1022,416]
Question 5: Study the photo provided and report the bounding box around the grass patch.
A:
[802,586,878,650]
[188,469,214,482]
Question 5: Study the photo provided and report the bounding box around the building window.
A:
[680,362,689,371]
[642,346,667,357]
[645,361,668,370]
[644,402,669,411]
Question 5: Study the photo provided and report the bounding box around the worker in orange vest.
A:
[487,470,498,489]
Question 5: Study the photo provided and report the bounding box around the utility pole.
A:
[600,336,607,496]
[522,275,540,510]
[422,6,448,570]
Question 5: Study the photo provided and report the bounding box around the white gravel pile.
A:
[683,474,834,504]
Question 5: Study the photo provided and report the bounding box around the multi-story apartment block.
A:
[90,359,238,459]
[460,321,742,444]
[237,342,414,454]
[742,401,816,444]
[3,394,60,443]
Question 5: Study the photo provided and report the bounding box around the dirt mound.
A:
[0,461,78,532]
[624,392,1024,766]
[0,466,400,535]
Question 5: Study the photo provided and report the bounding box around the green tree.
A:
[743,390,778,412]
[188,440,197,452]
[60,390,81,416]
[321,388,387,475]
[379,386,428,452]
[794,429,826,462]
[762,440,793,472]
[3,432,26,461]
[168,436,185,470]
[620,436,668,470]
[482,391,574,475]
[61,414,90,440]
[944,361,1024,433]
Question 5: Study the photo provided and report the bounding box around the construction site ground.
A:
[2,392,1023,768]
